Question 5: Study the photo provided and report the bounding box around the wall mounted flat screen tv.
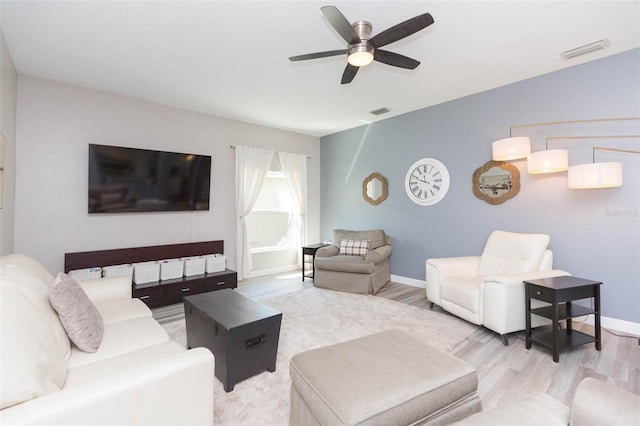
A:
[88,144,211,213]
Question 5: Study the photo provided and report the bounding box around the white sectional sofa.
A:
[0,253,215,425]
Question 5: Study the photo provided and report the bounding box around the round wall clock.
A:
[405,158,451,205]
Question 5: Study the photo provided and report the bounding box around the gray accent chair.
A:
[313,229,391,295]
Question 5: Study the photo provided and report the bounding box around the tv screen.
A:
[88,144,211,213]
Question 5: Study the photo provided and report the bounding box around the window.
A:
[246,155,297,250]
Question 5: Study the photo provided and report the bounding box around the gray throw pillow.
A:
[49,272,104,353]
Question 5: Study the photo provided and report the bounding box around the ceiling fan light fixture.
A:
[291,7,433,83]
[348,45,374,66]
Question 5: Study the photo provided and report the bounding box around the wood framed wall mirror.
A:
[362,173,388,205]
[472,160,520,205]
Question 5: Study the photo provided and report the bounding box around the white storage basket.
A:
[182,256,206,277]
[102,264,133,279]
[204,253,226,273]
[69,267,102,281]
[133,261,160,284]
[159,259,184,280]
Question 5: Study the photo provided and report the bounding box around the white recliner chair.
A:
[426,230,570,345]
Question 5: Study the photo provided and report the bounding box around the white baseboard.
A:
[580,314,640,336]
[391,274,425,288]
[390,275,639,336]
[243,264,299,280]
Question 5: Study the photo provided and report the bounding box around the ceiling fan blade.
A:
[374,49,420,69]
[321,6,361,45]
[369,12,434,48]
[341,64,359,84]
[289,50,347,61]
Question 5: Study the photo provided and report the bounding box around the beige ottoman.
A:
[289,329,482,425]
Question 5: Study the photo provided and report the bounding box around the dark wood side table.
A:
[302,243,330,281]
[524,276,602,362]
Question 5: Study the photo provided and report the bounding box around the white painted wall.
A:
[14,76,320,275]
[0,28,17,255]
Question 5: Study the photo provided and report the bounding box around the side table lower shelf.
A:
[529,325,597,353]
[531,303,593,321]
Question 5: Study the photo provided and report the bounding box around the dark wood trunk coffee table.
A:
[184,289,282,392]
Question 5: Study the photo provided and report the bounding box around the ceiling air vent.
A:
[370,107,390,116]
[562,39,608,60]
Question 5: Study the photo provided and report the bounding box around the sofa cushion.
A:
[339,239,370,256]
[333,229,386,250]
[314,255,375,274]
[452,393,570,425]
[0,254,71,359]
[441,275,484,316]
[0,281,69,409]
[68,316,170,368]
[478,231,550,276]
[64,342,184,388]
[0,256,69,409]
[570,377,640,426]
[50,273,104,353]
[95,298,152,325]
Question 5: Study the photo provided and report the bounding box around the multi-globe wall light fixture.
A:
[491,118,640,189]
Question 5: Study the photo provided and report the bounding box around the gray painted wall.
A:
[320,49,640,324]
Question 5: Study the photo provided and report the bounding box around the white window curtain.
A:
[235,145,274,279]
[279,152,308,267]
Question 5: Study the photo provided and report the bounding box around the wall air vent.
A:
[562,39,608,60]
[370,107,390,116]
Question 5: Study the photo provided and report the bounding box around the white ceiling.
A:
[1,1,639,137]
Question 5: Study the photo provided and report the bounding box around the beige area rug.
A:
[161,287,478,426]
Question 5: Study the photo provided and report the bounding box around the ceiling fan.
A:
[289,6,434,84]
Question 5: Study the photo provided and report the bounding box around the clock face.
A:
[405,158,450,205]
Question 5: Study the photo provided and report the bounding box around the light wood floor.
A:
[377,281,639,409]
[154,272,640,410]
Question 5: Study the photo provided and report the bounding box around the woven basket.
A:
[159,259,184,280]
[69,267,102,281]
[204,254,226,273]
[182,256,206,276]
[133,261,160,284]
[102,264,134,279]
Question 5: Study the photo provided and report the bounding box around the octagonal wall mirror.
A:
[472,160,520,205]
[362,173,388,205]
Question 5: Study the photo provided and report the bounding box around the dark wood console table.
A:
[65,240,237,308]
